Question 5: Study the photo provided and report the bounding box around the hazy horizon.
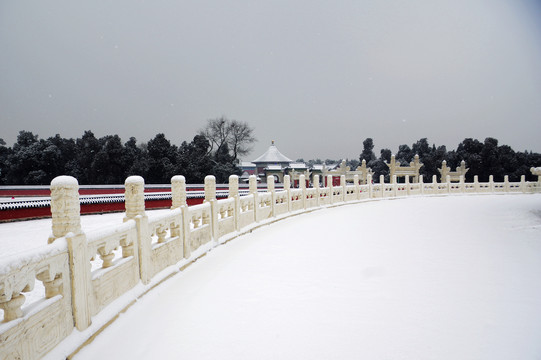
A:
[2,0,541,161]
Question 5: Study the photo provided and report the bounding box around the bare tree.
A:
[199,117,256,162]
[228,120,256,161]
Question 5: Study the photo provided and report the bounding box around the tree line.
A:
[0,117,256,185]
[357,137,541,183]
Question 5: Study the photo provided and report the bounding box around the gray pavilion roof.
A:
[252,141,293,164]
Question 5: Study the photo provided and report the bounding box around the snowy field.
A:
[2,194,540,359]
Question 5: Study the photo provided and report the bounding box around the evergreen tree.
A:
[359,138,376,164]
[146,133,177,183]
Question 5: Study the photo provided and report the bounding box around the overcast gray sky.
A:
[1,0,541,161]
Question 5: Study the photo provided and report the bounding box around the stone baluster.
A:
[124,175,150,285]
[504,175,510,192]
[171,175,187,209]
[171,175,189,256]
[459,175,465,193]
[49,175,91,330]
[313,174,320,205]
[327,175,334,203]
[379,175,385,197]
[489,175,494,192]
[249,175,258,195]
[405,175,410,196]
[0,294,25,321]
[36,271,63,299]
[392,175,398,196]
[340,175,346,202]
[204,175,217,240]
[204,175,216,202]
[284,175,291,211]
[48,175,82,244]
[267,175,276,217]
[354,174,360,200]
[419,175,424,195]
[300,174,307,209]
[474,175,480,192]
[367,174,373,198]
[520,175,526,192]
[446,175,451,193]
[229,174,239,198]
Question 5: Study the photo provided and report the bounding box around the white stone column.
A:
[474,175,480,192]
[367,174,373,198]
[489,175,494,192]
[379,175,385,197]
[504,175,509,192]
[267,175,275,217]
[249,175,258,195]
[49,175,91,330]
[284,175,291,211]
[171,175,186,209]
[229,175,240,229]
[204,175,217,202]
[300,174,307,209]
[354,174,360,200]
[49,176,82,244]
[327,175,334,203]
[229,175,239,198]
[124,176,150,284]
[204,175,218,240]
[405,175,410,196]
[313,174,320,206]
[419,175,424,195]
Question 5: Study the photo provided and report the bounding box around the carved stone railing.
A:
[1,169,540,359]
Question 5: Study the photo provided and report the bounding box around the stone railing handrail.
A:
[0,172,540,359]
[0,189,265,210]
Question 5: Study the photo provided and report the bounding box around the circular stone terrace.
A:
[35,194,541,360]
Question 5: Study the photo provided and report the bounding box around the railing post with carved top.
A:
[171,175,187,209]
[419,175,424,195]
[300,174,307,209]
[171,175,189,259]
[267,175,275,217]
[405,175,410,196]
[49,175,92,330]
[379,175,385,197]
[229,174,240,231]
[354,174,360,200]
[204,175,218,241]
[284,175,292,211]
[249,175,258,222]
[327,175,334,204]
[489,175,494,193]
[446,175,451,194]
[124,176,151,285]
[314,174,320,206]
[367,174,373,198]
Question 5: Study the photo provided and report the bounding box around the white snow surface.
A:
[2,194,541,359]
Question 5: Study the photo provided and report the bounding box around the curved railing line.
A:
[0,172,540,360]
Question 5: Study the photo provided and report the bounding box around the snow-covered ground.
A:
[2,194,541,359]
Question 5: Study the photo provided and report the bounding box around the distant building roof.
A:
[289,163,307,169]
[252,141,293,164]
